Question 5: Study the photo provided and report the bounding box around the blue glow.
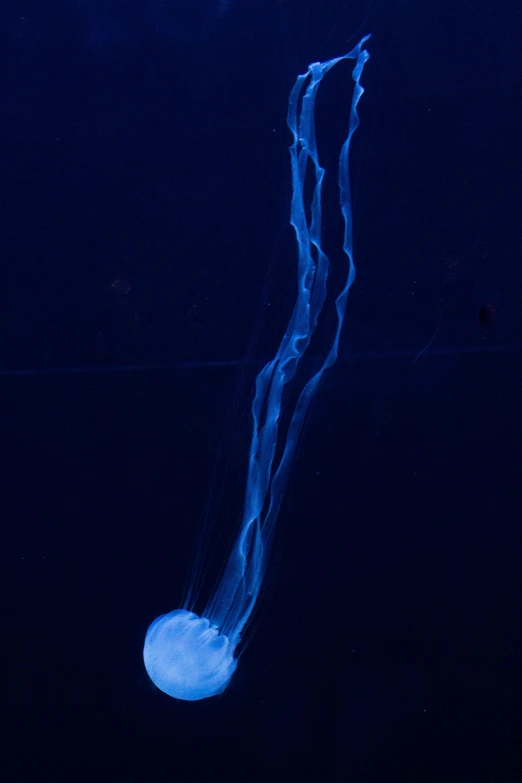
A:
[143,36,371,700]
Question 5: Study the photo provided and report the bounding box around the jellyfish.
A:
[143,35,371,701]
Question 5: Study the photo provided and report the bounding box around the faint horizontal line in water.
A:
[0,343,520,377]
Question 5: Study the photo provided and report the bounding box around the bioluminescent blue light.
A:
[143,36,371,701]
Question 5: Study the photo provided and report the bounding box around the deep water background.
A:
[3,0,521,780]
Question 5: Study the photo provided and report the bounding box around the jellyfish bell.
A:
[144,610,237,701]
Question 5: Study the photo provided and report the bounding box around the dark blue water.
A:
[3,1,521,779]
